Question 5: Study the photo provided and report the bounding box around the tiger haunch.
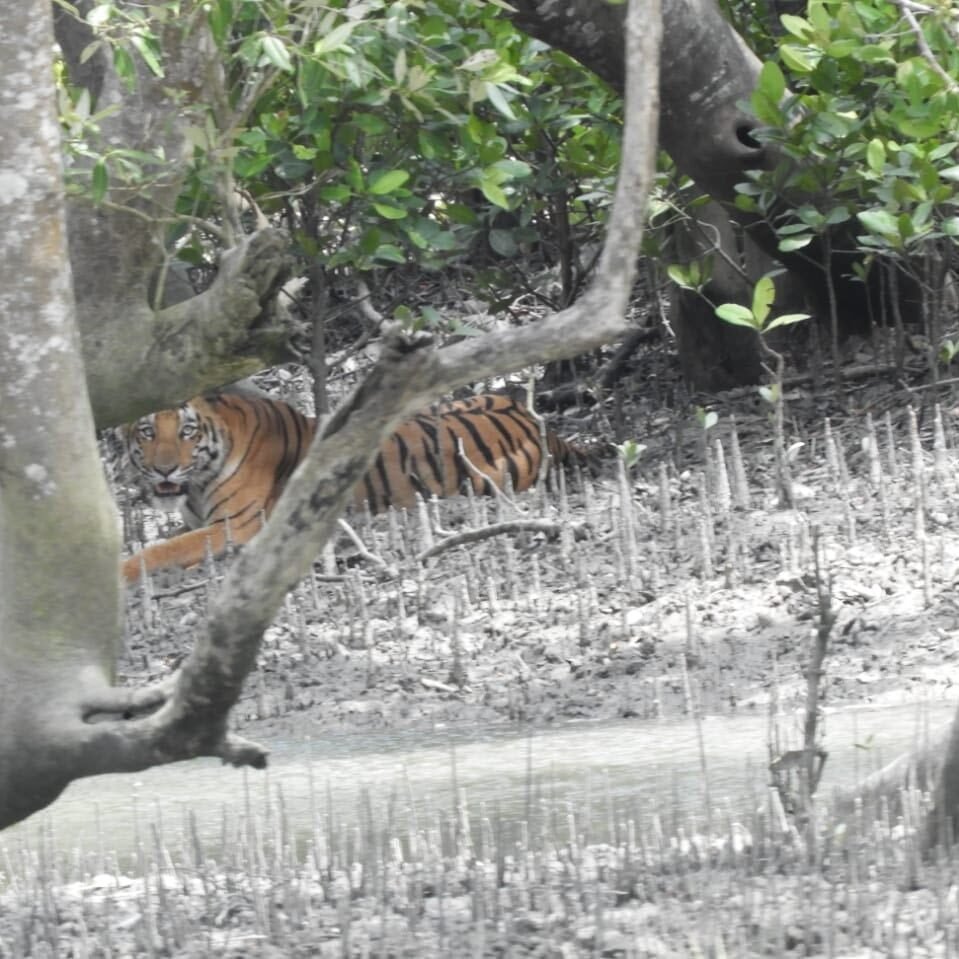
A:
[121,390,586,584]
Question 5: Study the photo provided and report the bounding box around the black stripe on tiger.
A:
[412,414,445,486]
[490,407,540,483]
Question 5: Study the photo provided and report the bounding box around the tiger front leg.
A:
[122,519,259,585]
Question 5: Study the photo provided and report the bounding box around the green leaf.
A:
[372,203,407,219]
[697,409,718,431]
[314,21,358,56]
[449,316,484,336]
[941,217,959,236]
[807,1,831,38]
[666,264,695,289]
[485,83,515,120]
[857,45,895,64]
[79,39,103,65]
[460,49,499,72]
[112,45,135,85]
[369,170,410,195]
[352,114,389,135]
[492,159,533,179]
[715,303,759,329]
[393,48,407,86]
[825,39,858,58]
[929,142,959,162]
[764,312,811,332]
[87,4,112,27]
[420,306,444,328]
[616,440,646,468]
[857,209,900,237]
[261,36,293,73]
[756,60,786,105]
[780,45,818,74]
[345,159,364,192]
[778,236,813,252]
[91,159,108,203]
[130,34,163,76]
[779,14,814,41]
[866,138,885,173]
[373,244,406,264]
[824,206,851,226]
[751,275,776,326]
[444,203,479,226]
[480,180,510,209]
[751,63,787,126]
[318,184,351,202]
[758,384,779,405]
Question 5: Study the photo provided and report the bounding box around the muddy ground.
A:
[116,350,959,754]
[7,350,959,958]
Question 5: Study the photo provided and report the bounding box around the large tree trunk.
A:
[52,2,297,428]
[0,1,124,822]
[512,0,767,202]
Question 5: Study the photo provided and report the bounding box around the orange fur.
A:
[122,391,585,583]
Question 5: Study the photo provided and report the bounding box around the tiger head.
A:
[125,402,222,514]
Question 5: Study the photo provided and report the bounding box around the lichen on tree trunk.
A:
[0,0,123,824]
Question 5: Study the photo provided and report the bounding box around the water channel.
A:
[3,699,955,868]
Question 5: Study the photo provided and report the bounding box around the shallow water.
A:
[3,699,954,866]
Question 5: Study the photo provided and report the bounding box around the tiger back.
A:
[359,393,585,512]
[122,390,588,583]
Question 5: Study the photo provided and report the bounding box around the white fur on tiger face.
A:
[125,404,224,526]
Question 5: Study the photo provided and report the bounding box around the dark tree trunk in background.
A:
[511,0,766,202]
[509,0,899,390]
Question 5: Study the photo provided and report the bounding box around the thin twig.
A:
[337,518,397,576]
[892,0,959,93]
[417,519,586,563]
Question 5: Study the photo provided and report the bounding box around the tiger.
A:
[121,389,589,584]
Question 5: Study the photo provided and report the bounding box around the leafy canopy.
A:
[62,0,623,301]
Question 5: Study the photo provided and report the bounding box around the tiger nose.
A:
[154,463,178,478]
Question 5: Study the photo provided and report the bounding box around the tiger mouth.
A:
[153,481,185,498]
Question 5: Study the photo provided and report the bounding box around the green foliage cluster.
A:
[61,0,622,308]
[742,0,959,267]
[715,275,808,335]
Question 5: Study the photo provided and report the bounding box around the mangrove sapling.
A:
[769,528,834,820]
[711,437,732,521]
[907,407,928,540]
[728,417,750,509]
[867,418,893,544]
[695,405,719,472]
[714,275,810,507]
[933,403,949,490]
[823,420,856,545]
[614,441,644,581]
[656,462,674,542]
